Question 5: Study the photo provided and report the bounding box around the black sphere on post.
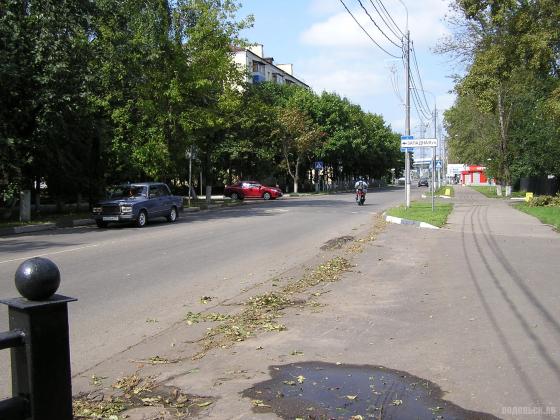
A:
[15,257,61,300]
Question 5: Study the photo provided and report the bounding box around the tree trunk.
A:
[293,156,300,193]
[497,89,512,194]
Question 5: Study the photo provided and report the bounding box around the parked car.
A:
[397,177,406,185]
[223,181,283,200]
[92,182,183,228]
[418,177,429,187]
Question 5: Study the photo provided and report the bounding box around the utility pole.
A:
[404,28,411,208]
[432,106,437,211]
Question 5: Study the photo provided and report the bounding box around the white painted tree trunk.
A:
[496,185,503,196]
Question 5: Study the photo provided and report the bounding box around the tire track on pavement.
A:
[462,205,542,405]
[478,205,560,340]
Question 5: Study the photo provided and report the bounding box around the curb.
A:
[421,194,452,199]
[0,223,57,236]
[384,214,439,230]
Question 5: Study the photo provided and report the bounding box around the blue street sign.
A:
[436,162,442,169]
[400,135,414,140]
[401,147,414,153]
[314,161,323,170]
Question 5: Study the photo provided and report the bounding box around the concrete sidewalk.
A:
[71,187,559,419]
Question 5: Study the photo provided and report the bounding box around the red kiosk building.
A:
[461,165,490,185]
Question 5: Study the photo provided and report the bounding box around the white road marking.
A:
[0,244,100,265]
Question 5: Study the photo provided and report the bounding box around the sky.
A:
[237,0,460,141]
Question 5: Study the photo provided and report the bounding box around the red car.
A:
[223,181,283,200]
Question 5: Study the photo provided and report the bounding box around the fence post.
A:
[0,257,76,420]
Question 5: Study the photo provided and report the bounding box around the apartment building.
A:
[232,44,309,88]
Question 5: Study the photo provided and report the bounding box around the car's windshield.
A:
[107,185,146,199]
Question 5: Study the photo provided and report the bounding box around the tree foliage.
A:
[442,0,560,185]
[1,0,401,208]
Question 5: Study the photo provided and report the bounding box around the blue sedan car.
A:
[92,182,183,228]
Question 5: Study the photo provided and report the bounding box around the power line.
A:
[373,0,405,37]
[368,0,403,39]
[338,0,402,59]
[410,75,433,120]
[411,41,433,114]
[389,64,404,104]
[356,0,401,48]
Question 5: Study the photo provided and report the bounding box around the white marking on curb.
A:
[384,215,439,230]
[419,222,439,229]
[385,215,402,224]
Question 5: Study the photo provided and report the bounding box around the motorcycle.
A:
[356,189,366,206]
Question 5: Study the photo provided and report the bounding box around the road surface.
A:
[0,189,405,396]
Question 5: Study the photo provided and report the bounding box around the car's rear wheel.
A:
[167,206,178,223]
[231,192,240,200]
[263,192,271,200]
[96,220,108,228]
[136,210,147,227]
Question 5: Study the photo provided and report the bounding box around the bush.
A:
[527,193,560,207]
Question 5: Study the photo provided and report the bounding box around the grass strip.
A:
[469,186,525,198]
[514,203,560,231]
[386,201,453,228]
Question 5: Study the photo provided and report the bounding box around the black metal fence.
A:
[0,257,76,420]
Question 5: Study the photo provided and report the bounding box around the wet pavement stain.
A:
[321,236,355,250]
[242,362,500,419]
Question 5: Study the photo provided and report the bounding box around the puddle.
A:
[321,236,355,250]
[242,362,499,419]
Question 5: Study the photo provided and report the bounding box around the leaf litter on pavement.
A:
[72,216,388,418]
[186,215,387,360]
[73,373,214,419]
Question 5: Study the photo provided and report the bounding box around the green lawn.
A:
[469,185,525,198]
[514,204,560,230]
[386,201,454,227]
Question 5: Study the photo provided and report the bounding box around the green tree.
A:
[440,0,560,192]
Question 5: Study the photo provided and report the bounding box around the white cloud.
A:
[301,0,450,50]
[290,0,455,133]
[301,12,382,49]
[295,52,396,99]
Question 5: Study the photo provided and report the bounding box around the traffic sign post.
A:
[401,138,438,148]
[401,136,413,208]
[313,161,323,192]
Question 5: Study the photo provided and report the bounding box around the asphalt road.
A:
[0,189,405,397]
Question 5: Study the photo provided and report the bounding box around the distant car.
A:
[223,181,283,200]
[92,182,183,228]
[418,178,429,187]
[397,177,406,185]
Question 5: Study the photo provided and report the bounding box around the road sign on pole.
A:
[314,161,323,171]
[401,138,438,148]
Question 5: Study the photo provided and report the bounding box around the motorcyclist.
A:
[354,177,368,201]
